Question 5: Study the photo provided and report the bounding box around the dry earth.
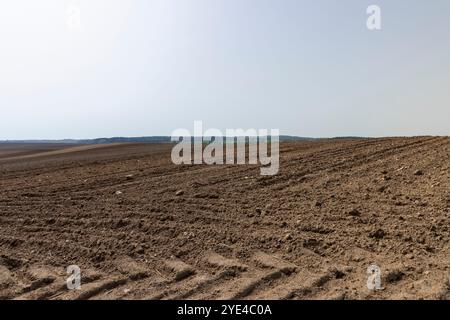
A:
[0,137,449,300]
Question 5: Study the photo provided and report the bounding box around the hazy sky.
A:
[1,0,449,139]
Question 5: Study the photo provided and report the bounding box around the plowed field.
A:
[0,137,449,300]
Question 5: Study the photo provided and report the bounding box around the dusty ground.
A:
[0,137,449,300]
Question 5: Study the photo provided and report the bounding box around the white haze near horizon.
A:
[1,0,450,140]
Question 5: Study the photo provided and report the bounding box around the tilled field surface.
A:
[0,137,449,300]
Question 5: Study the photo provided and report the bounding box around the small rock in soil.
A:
[348,208,361,217]
[369,229,386,239]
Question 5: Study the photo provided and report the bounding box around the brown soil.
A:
[0,137,449,300]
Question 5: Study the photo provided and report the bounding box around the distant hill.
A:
[0,136,172,144]
[0,135,366,144]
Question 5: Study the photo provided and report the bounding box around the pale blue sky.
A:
[1,0,449,139]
